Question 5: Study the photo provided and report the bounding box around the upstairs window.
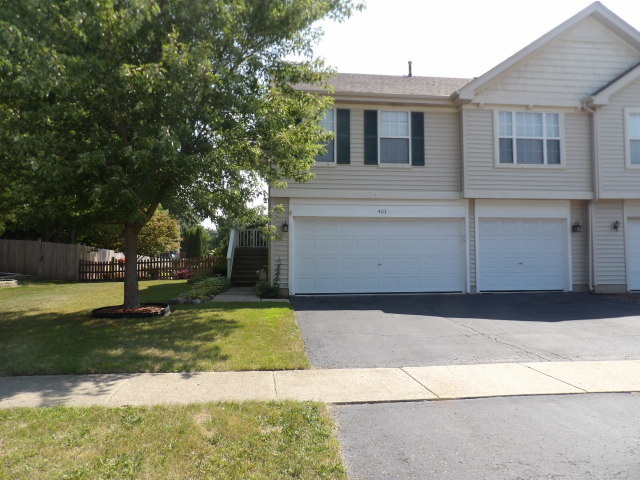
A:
[316,109,335,163]
[379,111,410,164]
[627,111,640,166]
[498,112,561,165]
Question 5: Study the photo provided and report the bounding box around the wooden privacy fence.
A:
[79,256,218,281]
[0,239,123,281]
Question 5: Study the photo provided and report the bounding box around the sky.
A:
[313,0,640,78]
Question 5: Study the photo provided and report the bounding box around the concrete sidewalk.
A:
[1,360,639,408]
[211,286,290,303]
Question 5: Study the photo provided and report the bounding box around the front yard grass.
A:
[0,281,309,375]
[0,401,346,480]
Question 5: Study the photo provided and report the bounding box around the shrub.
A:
[186,276,230,300]
[213,262,227,277]
[187,261,227,284]
[173,268,194,279]
[187,267,215,284]
[255,259,282,299]
[256,280,279,299]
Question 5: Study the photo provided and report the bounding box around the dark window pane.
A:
[516,139,543,164]
[499,138,513,164]
[316,139,334,163]
[547,139,561,164]
[380,138,409,164]
[631,139,640,165]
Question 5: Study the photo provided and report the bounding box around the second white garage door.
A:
[293,217,466,294]
[477,218,567,291]
[627,219,640,290]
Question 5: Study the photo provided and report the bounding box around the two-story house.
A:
[268,2,640,296]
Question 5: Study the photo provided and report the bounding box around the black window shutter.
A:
[364,110,378,165]
[411,112,425,166]
[336,109,350,164]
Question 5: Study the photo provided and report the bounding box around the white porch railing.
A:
[226,229,238,280]
[238,228,268,248]
[227,228,268,280]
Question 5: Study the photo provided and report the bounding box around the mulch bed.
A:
[92,303,170,318]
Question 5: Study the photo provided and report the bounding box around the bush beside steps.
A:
[255,280,280,299]
[168,276,230,304]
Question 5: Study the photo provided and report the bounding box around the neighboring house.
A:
[268,1,640,295]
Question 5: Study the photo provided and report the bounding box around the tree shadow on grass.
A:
[138,280,190,304]
[0,304,240,377]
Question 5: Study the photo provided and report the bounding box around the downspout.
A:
[583,100,598,291]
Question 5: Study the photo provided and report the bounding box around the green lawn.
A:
[0,402,346,480]
[0,281,309,375]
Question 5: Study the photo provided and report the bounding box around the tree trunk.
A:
[123,224,141,309]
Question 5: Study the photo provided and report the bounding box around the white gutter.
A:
[583,101,598,291]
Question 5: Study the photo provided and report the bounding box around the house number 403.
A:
[377,209,387,215]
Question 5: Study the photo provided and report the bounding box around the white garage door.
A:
[627,219,640,290]
[293,217,466,294]
[478,219,567,291]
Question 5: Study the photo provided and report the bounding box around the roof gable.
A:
[456,2,640,104]
[587,62,640,105]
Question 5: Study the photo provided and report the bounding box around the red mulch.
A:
[98,305,166,314]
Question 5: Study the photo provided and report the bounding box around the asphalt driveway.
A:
[292,293,640,368]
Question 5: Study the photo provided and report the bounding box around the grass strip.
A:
[0,401,346,480]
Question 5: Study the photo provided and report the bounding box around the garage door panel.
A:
[294,217,466,294]
[628,219,640,290]
[478,219,567,291]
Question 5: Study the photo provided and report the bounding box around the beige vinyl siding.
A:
[468,200,477,290]
[570,200,588,289]
[462,109,593,198]
[593,200,626,288]
[474,18,640,106]
[269,197,289,289]
[279,104,460,198]
[597,78,640,198]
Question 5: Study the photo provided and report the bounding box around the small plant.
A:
[187,267,216,284]
[256,280,277,298]
[255,259,281,298]
[273,258,281,292]
[173,268,194,279]
[186,276,230,300]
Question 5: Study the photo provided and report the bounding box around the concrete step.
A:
[231,280,258,287]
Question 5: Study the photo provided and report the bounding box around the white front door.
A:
[627,219,640,290]
[478,218,567,291]
[293,217,466,294]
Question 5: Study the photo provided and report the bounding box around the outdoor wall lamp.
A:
[613,220,621,232]
[282,222,289,233]
[571,221,582,233]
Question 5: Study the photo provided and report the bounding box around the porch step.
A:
[230,247,268,287]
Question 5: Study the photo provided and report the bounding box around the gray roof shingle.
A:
[299,73,472,98]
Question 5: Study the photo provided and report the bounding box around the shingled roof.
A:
[299,73,472,98]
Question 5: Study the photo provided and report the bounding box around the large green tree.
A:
[0,0,359,307]
[79,207,181,257]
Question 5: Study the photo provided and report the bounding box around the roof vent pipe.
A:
[408,61,412,77]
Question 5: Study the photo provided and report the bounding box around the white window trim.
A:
[315,108,336,165]
[624,107,640,169]
[378,110,412,166]
[493,110,566,169]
